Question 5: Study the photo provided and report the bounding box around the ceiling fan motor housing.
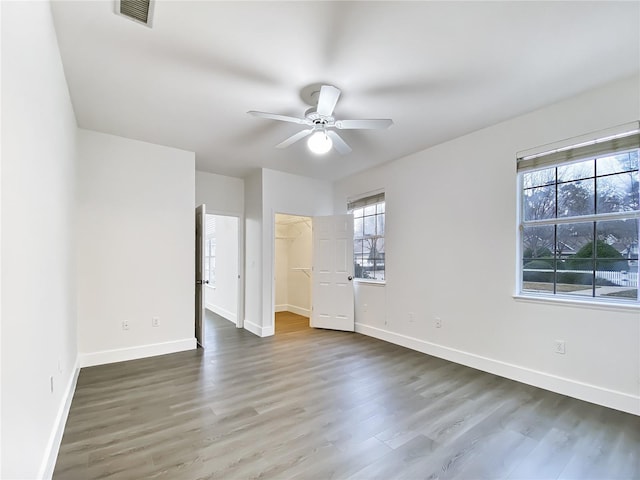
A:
[304,109,334,127]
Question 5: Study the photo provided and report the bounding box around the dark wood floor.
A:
[54,311,640,479]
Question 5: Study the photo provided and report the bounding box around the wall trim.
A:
[78,338,196,368]
[243,320,274,337]
[275,304,288,313]
[39,357,81,480]
[205,302,237,324]
[285,304,310,318]
[262,325,275,337]
[355,322,640,416]
[244,319,262,337]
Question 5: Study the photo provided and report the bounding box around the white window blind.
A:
[348,192,385,211]
[517,122,640,171]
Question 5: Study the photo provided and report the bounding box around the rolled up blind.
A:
[517,121,640,171]
[347,192,385,211]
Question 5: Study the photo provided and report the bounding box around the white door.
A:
[311,214,354,331]
[195,204,206,347]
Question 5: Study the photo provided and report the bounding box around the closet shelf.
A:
[291,267,311,277]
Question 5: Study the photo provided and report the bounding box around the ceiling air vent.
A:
[116,0,154,27]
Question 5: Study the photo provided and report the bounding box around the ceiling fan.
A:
[248,85,393,155]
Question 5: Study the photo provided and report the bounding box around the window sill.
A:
[354,279,386,287]
[513,293,639,312]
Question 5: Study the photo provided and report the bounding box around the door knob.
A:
[348,276,353,281]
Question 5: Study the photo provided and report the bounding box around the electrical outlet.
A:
[152,317,160,327]
[122,321,130,331]
[554,340,566,354]
[408,312,415,323]
[435,317,442,328]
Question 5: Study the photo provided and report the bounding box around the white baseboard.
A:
[243,320,274,337]
[206,302,237,324]
[355,323,640,416]
[39,357,81,480]
[262,325,275,336]
[275,304,288,313]
[285,304,310,317]
[244,319,261,337]
[78,338,196,368]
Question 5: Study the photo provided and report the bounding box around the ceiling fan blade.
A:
[316,85,341,117]
[248,111,311,125]
[335,119,393,130]
[326,130,352,155]
[275,129,313,149]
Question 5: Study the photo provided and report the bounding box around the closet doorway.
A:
[274,213,312,334]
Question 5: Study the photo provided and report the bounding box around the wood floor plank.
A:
[53,311,640,479]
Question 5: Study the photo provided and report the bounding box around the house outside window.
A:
[517,124,639,304]
[348,192,385,281]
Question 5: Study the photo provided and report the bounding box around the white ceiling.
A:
[50,1,639,182]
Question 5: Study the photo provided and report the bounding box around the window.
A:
[518,124,639,304]
[349,193,385,281]
[205,215,216,286]
[205,237,216,286]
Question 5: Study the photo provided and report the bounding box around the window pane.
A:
[522,225,555,293]
[596,151,639,176]
[594,226,638,298]
[522,225,555,262]
[523,168,555,189]
[377,203,385,214]
[557,179,594,217]
[363,216,376,236]
[364,205,376,216]
[354,217,363,237]
[354,239,363,255]
[353,207,363,218]
[596,172,639,213]
[362,239,371,256]
[556,223,593,297]
[557,159,594,183]
[377,214,385,237]
[354,255,367,278]
[523,185,555,221]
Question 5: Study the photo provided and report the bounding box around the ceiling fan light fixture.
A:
[307,130,333,154]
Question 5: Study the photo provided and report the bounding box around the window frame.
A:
[348,192,386,284]
[516,126,640,307]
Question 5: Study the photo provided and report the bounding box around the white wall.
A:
[274,223,290,310]
[205,215,239,323]
[334,75,640,414]
[244,169,263,335]
[1,2,79,478]
[76,129,196,366]
[287,221,312,315]
[195,170,244,216]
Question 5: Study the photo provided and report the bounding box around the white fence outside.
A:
[522,268,638,287]
[594,270,638,287]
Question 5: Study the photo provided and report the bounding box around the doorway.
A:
[202,214,240,347]
[274,213,312,334]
